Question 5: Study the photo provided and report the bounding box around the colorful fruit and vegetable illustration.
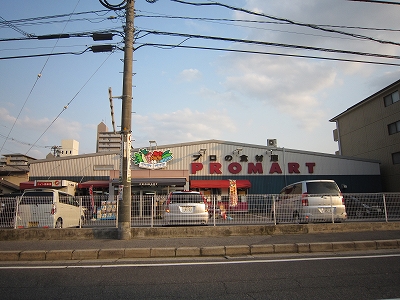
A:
[132,148,173,167]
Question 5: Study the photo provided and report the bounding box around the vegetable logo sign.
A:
[132,148,173,170]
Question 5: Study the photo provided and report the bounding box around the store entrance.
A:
[131,185,183,218]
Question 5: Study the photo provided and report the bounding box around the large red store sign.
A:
[191,162,316,175]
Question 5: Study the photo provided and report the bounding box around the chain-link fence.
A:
[1,193,399,228]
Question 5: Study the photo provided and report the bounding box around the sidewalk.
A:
[1,229,399,261]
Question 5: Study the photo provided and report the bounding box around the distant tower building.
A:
[60,139,79,157]
[96,122,121,153]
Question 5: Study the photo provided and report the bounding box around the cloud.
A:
[0,107,16,124]
[208,0,400,131]
[132,108,236,145]
[178,68,202,82]
[0,106,84,156]
[219,53,336,130]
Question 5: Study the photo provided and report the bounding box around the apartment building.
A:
[96,122,121,153]
[0,153,34,194]
[330,79,400,192]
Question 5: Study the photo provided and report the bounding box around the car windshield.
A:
[306,182,340,195]
[169,193,204,204]
[19,192,53,205]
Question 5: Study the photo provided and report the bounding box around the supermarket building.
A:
[25,139,381,198]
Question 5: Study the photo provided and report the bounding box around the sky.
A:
[1,0,400,159]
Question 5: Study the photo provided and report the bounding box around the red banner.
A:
[229,180,238,207]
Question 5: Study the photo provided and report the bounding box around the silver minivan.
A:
[16,189,83,229]
[274,180,347,223]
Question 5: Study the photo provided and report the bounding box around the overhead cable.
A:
[348,0,400,4]
[135,11,400,33]
[0,0,82,155]
[169,0,400,47]
[138,30,400,60]
[0,15,35,37]
[24,47,118,155]
[0,48,91,60]
[0,10,111,27]
[134,42,400,67]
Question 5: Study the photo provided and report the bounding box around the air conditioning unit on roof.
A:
[267,139,277,147]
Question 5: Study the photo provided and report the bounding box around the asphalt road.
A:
[0,250,399,299]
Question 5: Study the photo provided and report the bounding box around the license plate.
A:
[28,222,39,227]
[181,206,193,213]
[319,207,332,213]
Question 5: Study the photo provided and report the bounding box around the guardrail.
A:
[1,193,399,228]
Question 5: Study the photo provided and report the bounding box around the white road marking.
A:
[1,253,400,269]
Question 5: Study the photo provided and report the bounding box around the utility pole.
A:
[99,0,158,239]
[119,0,134,240]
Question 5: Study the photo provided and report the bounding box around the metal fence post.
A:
[273,195,277,225]
[382,193,388,223]
[79,197,82,228]
[213,195,216,227]
[13,196,19,229]
[115,194,118,227]
[151,195,154,228]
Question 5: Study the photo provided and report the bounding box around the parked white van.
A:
[274,180,347,223]
[16,189,82,228]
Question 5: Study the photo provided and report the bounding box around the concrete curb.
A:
[0,239,399,261]
[2,222,400,241]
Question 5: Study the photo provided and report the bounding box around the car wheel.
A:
[55,218,63,228]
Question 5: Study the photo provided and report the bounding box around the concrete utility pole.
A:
[119,0,135,240]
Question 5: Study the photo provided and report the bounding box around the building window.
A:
[384,91,399,107]
[388,120,400,135]
[393,152,400,164]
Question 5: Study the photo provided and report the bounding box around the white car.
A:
[16,189,83,229]
[274,180,347,223]
[164,191,209,225]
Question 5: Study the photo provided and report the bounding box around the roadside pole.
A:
[119,0,134,240]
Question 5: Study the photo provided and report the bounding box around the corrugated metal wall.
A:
[28,140,382,193]
[155,141,380,176]
[30,152,119,180]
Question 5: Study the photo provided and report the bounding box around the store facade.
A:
[26,139,382,198]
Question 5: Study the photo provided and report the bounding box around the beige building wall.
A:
[60,139,79,157]
[331,79,400,192]
[96,122,121,153]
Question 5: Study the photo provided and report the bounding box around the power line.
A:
[136,11,400,33]
[348,0,400,4]
[134,42,400,67]
[0,133,49,149]
[24,47,118,155]
[138,29,400,60]
[169,0,400,47]
[0,48,91,60]
[0,0,83,155]
[0,29,122,43]
[0,9,113,29]
[0,15,34,37]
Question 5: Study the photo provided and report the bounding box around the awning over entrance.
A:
[19,181,35,190]
[190,179,251,189]
[130,178,187,187]
[78,180,110,188]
